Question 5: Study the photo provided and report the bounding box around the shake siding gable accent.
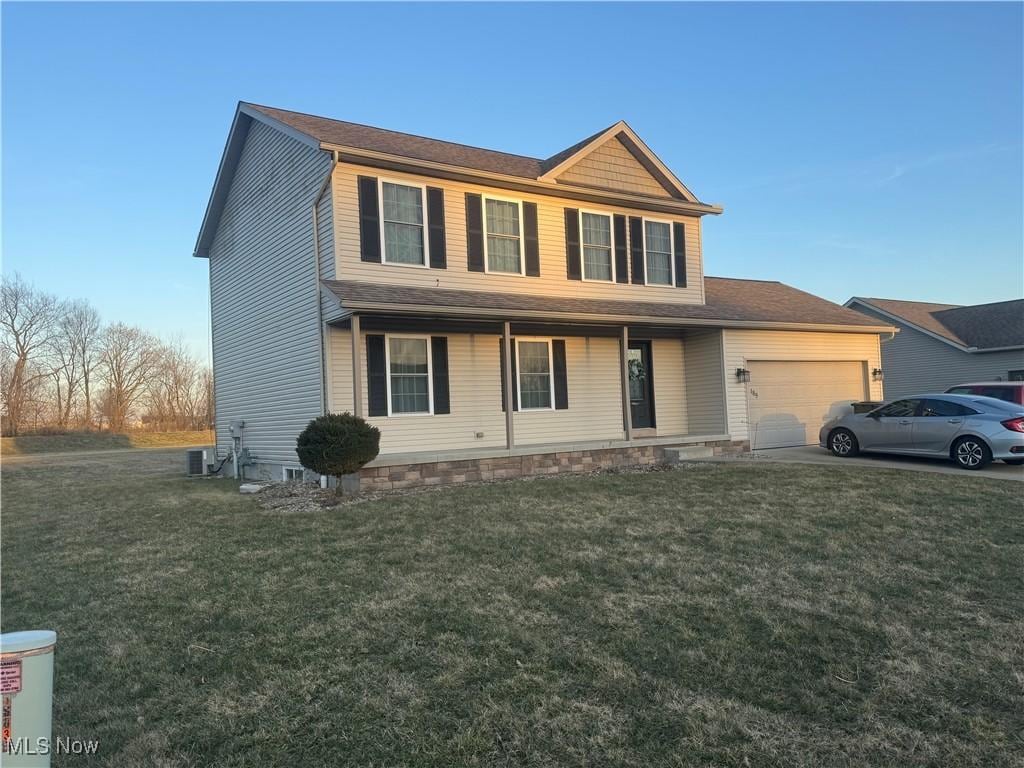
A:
[613,215,629,284]
[330,163,705,304]
[431,336,451,414]
[357,176,381,262]
[721,330,884,443]
[850,304,1024,399]
[564,208,582,280]
[673,222,687,288]
[523,202,541,277]
[208,120,332,466]
[556,136,671,197]
[465,193,485,272]
[426,187,447,269]
[629,216,645,284]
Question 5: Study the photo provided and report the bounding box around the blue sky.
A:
[3,2,1021,359]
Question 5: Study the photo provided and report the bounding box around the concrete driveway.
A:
[747,445,1024,481]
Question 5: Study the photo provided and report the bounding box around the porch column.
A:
[502,321,515,450]
[619,325,633,442]
[350,314,363,417]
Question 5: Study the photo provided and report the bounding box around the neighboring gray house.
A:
[845,297,1024,399]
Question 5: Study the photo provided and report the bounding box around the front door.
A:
[628,341,655,429]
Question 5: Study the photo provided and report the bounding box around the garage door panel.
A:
[748,361,866,449]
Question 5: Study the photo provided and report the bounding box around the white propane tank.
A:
[0,630,56,767]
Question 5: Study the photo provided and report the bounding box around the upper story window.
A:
[484,196,524,274]
[644,219,673,286]
[387,335,432,415]
[380,180,427,266]
[580,211,613,282]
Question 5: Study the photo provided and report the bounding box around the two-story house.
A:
[194,103,894,487]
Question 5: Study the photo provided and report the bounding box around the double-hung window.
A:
[380,181,427,266]
[644,219,673,286]
[581,211,613,281]
[485,197,524,274]
[387,336,432,415]
[517,339,553,410]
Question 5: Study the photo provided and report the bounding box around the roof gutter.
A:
[319,143,724,218]
[331,299,895,334]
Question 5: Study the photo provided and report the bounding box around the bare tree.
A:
[61,300,102,428]
[99,323,160,432]
[1,274,60,435]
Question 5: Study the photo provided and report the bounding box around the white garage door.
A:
[747,361,867,449]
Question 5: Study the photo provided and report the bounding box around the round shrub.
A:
[296,413,380,478]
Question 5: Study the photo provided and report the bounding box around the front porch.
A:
[325,311,737,484]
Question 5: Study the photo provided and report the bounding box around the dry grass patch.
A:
[2,449,1021,767]
[1,430,213,456]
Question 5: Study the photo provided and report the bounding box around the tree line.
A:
[1,273,212,436]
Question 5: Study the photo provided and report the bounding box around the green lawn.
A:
[1,430,213,456]
[2,451,1021,767]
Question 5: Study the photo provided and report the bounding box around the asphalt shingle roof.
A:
[852,297,1024,350]
[324,277,888,329]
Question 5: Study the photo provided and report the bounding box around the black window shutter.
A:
[523,202,540,276]
[366,334,387,416]
[427,187,447,269]
[430,336,450,414]
[466,193,484,272]
[358,176,381,263]
[564,208,581,280]
[629,216,645,284]
[673,222,687,287]
[499,339,518,412]
[613,215,628,284]
[552,340,568,410]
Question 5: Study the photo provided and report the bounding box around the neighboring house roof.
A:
[324,277,894,332]
[194,102,721,257]
[846,296,1024,352]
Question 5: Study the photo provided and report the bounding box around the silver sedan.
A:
[819,394,1024,470]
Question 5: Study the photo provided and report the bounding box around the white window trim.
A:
[482,194,526,276]
[579,209,616,283]
[384,333,434,417]
[378,178,430,269]
[515,337,555,412]
[282,465,305,482]
[641,217,675,287]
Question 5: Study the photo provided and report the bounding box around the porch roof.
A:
[323,277,895,333]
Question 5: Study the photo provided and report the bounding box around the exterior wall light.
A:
[736,368,751,383]
[872,368,884,382]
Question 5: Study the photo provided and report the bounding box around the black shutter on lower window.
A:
[523,202,540,276]
[366,335,387,416]
[613,215,628,284]
[466,193,484,272]
[431,337,450,414]
[358,176,381,263]
[552,340,568,410]
[629,216,645,284]
[499,339,518,412]
[427,187,447,269]
[673,222,687,287]
[564,208,581,280]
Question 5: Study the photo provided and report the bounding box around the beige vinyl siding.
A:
[331,163,704,304]
[722,330,883,443]
[328,328,625,455]
[208,120,331,465]
[316,182,341,321]
[556,137,670,198]
[850,304,1024,399]
[682,330,727,434]
[651,338,687,434]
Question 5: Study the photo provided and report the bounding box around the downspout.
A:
[312,150,340,416]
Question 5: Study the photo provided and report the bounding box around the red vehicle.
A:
[945,382,1024,406]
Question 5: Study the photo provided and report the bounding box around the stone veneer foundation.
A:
[357,440,749,493]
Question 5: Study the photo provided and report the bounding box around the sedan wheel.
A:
[829,428,858,457]
[952,437,991,470]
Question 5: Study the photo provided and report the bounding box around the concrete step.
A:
[664,446,715,464]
